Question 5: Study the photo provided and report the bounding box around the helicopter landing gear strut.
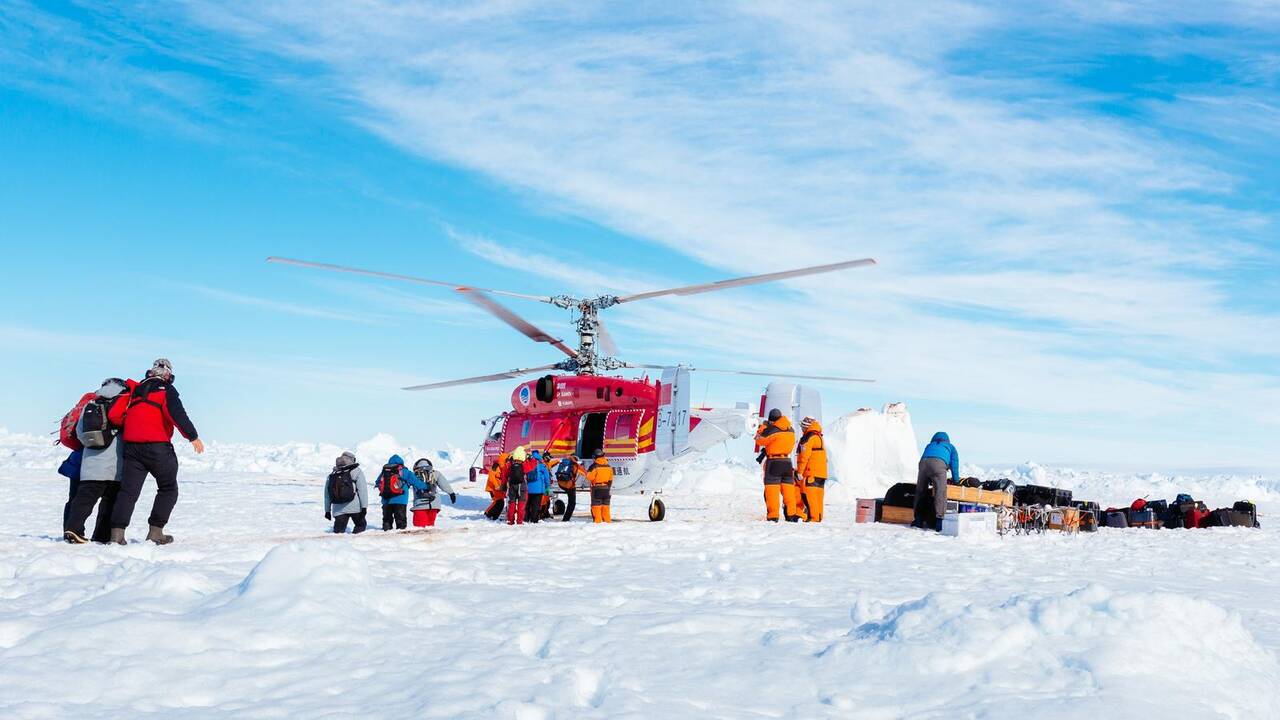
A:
[648,497,666,522]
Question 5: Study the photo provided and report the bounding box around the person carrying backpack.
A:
[586,451,614,523]
[63,378,131,543]
[524,449,551,524]
[108,359,204,545]
[555,455,586,522]
[324,451,368,534]
[506,446,528,526]
[483,457,507,521]
[407,458,457,528]
[375,454,414,530]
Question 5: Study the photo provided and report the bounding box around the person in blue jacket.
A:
[374,454,415,531]
[524,449,552,523]
[915,432,960,530]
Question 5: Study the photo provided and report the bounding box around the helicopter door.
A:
[656,366,691,461]
[577,413,607,459]
[604,410,641,457]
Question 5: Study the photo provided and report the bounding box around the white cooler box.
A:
[941,511,996,537]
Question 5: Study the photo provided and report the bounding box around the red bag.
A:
[1185,508,1212,529]
[56,392,97,451]
[1130,498,1147,511]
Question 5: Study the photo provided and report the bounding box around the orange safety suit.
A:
[796,422,828,523]
[586,458,614,523]
[755,416,797,521]
[483,454,509,520]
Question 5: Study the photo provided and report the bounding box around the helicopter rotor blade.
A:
[266,256,556,304]
[403,364,563,391]
[458,288,578,358]
[614,257,877,304]
[625,363,874,383]
[596,317,621,357]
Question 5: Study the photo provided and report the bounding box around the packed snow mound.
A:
[824,403,919,502]
[827,585,1280,716]
[665,456,762,495]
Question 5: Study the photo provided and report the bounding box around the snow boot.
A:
[110,528,127,545]
[64,530,88,544]
[146,525,174,545]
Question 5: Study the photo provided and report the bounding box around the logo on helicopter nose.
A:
[519,386,531,405]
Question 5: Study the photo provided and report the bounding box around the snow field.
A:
[2,459,1280,718]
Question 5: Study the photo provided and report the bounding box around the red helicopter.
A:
[268,254,877,520]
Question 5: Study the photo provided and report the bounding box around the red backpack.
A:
[379,464,405,498]
[56,392,97,451]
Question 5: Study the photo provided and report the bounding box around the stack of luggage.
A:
[1101,494,1260,530]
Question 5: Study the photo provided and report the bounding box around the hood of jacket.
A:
[802,420,823,434]
[930,432,950,444]
[772,416,793,432]
[388,454,405,466]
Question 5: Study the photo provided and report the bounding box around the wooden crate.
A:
[1048,507,1080,532]
[946,485,1013,508]
[879,505,915,525]
[856,498,878,524]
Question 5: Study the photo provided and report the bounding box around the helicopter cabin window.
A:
[520,420,531,438]
[577,413,608,459]
[596,387,604,400]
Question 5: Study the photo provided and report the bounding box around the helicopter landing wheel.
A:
[553,498,566,516]
[648,498,666,522]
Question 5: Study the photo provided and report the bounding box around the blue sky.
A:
[2,1,1278,470]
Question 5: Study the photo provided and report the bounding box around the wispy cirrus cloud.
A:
[7,1,1280,464]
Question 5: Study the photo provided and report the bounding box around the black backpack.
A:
[79,398,114,449]
[328,465,358,504]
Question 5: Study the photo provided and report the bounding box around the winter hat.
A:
[512,446,527,462]
[147,358,173,380]
[336,451,357,468]
[414,458,433,471]
[800,416,817,429]
[531,450,542,459]
[594,449,606,459]
[768,408,783,422]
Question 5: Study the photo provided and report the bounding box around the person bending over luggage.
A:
[523,449,551,524]
[506,446,529,525]
[587,451,614,523]
[555,454,586,522]
[375,454,415,530]
[914,431,960,531]
[64,378,130,544]
[325,451,368,534]
[407,457,457,528]
[108,358,204,545]
[484,457,507,521]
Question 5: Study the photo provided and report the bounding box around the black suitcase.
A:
[1053,488,1073,506]
[1105,510,1128,528]
[1145,499,1168,516]
[1015,484,1056,506]
[1233,501,1259,528]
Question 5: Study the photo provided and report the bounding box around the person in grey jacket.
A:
[407,458,457,528]
[324,451,369,534]
[63,378,130,544]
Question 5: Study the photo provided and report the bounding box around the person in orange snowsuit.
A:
[755,409,798,521]
[483,455,507,521]
[586,451,614,523]
[796,417,827,523]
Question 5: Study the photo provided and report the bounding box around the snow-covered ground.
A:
[2,428,1279,718]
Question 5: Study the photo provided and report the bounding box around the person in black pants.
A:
[109,359,204,545]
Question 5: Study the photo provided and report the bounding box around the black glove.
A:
[755,450,767,465]
[450,493,458,504]
[325,512,332,520]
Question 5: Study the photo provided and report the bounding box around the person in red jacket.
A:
[108,358,204,545]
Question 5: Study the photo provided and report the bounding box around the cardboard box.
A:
[941,511,996,537]
[856,498,878,524]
